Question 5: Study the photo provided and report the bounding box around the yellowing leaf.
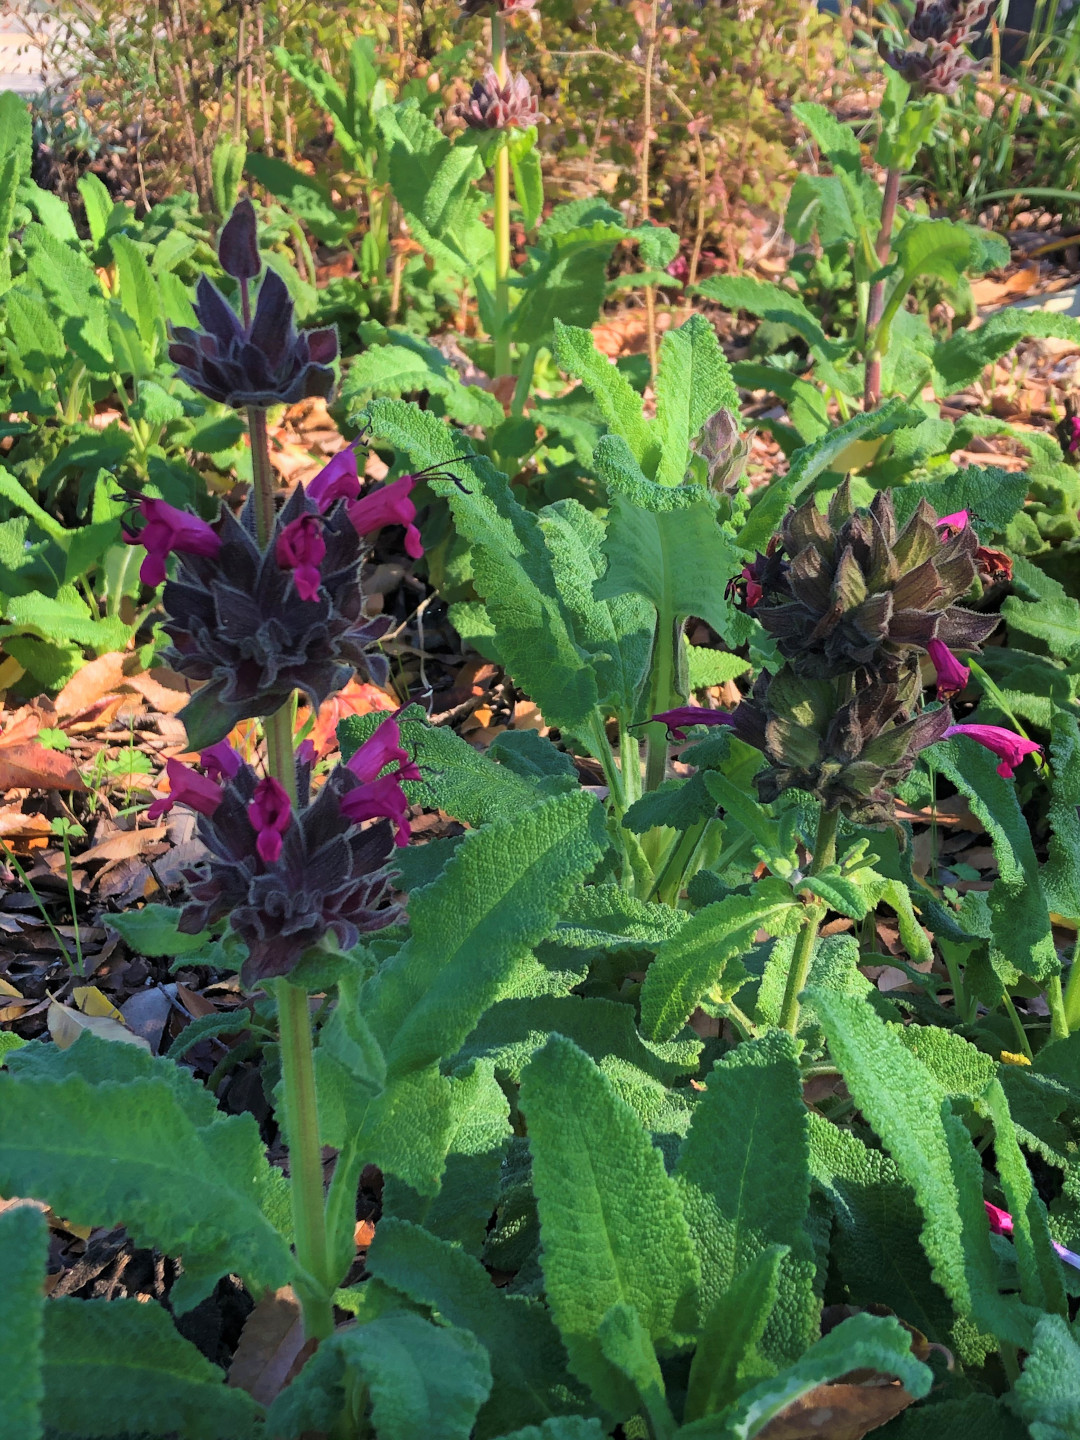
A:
[48,1002,151,1052]
[72,985,125,1022]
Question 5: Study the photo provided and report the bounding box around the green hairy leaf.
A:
[652,315,740,487]
[0,1036,292,1311]
[675,1032,819,1365]
[932,738,1058,982]
[363,789,608,1076]
[809,989,1036,1348]
[368,1219,591,1437]
[0,1203,46,1440]
[693,274,849,363]
[684,1244,788,1422]
[520,1034,699,1414]
[554,320,654,467]
[640,881,802,1041]
[594,492,741,645]
[365,400,601,735]
[1013,1313,1080,1440]
[43,1298,260,1439]
[267,1311,491,1440]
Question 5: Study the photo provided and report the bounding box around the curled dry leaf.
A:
[755,1380,917,1440]
[48,1002,152,1052]
[227,1286,311,1407]
[53,652,129,721]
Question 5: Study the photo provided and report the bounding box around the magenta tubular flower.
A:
[346,714,419,785]
[927,638,970,700]
[348,476,422,560]
[200,739,243,782]
[985,1200,1080,1271]
[124,499,222,588]
[307,445,361,511]
[941,723,1042,779]
[652,707,739,742]
[146,757,224,821]
[935,510,969,537]
[296,738,317,767]
[1065,417,1080,456]
[340,772,413,847]
[276,514,326,602]
[247,777,293,863]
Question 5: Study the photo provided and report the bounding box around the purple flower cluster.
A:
[653,489,1039,824]
[155,716,418,984]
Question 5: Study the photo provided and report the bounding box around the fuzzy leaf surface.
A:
[42,1298,260,1438]
[675,1032,818,1365]
[368,1219,591,1437]
[809,989,1034,1348]
[363,789,607,1077]
[0,1203,46,1440]
[520,1035,699,1415]
[641,881,801,1041]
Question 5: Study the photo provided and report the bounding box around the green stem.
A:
[62,836,84,975]
[491,16,512,380]
[276,978,334,1339]
[248,403,329,1339]
[1047,974,1070,1044]
[1002,991,1035,1063]
[779,807,840,1036]
[863,166,901,412]
[1062,932,1080,1032]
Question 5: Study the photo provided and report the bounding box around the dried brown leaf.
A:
[227,1287,310,1407]
[755,1381,916,1440]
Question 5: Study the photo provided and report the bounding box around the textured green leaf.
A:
[366,400,599,735]
[1045,708,1080,921]
[894,218,988,289]
[675,1032,818,1365]
[681,1313,931,1440]
[106,904,211,957]
[594,492,740,643]
[245,153,353,244]
[493,1421,605,1440]
[363,789,607,1076]
[368,1218,591,1438]
[891,464,1029,535]
[653,316,740,488]
[0,1054,291,1311]
[378,103,491,277]
[538,498,653,720]
[693,275,849,362]
[553,320,654,467]
[882,1393,1027,1440]
[513,212,630,347]
[340,705,566,831]
[684,1244,787,1422]
[981,1078,1067,1316]
[382,1059,511,1254]
[1001,594,1080,663]
[1014,1313,1080,1440]
[597,1303,675,1440]
[342,335,504,428]
[809,989,1035,1348]
[0,1203,46,1440]
[353,1312,493,1440]
[458,993,700,1085]
[641,882,801,1041]
[520,1035,699,1414]
[807,1115,960,1351]
[932,738,1057,982]
[42,1298,259,1439]
[509,128,544,230]
[111,234,163,350]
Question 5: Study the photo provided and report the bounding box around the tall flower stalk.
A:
[128,197,422,1343]
[491,12,513,379]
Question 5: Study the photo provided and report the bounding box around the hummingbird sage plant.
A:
[124,198,426,1341]
[655,484,1039,1035]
